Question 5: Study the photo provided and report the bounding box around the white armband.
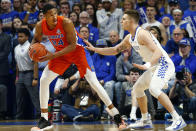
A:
[144,62,151,69]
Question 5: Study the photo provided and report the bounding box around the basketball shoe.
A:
[37,117,53,130]
[128,116,153,130]
[165,116,186,131]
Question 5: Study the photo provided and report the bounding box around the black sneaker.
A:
[38,117,53,130]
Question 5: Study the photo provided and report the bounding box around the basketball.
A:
[29,43,47,62]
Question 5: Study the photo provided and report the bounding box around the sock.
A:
[109,107,119,117]
[130,106,137,115]
[142,113,148,120]
[41,113,48,120]
[170,110,180,120]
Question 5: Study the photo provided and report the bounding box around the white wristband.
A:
[144,62,151,69]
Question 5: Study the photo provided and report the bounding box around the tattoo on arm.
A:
[116,44,129,53]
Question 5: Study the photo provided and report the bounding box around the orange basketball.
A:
[29,43,47,62]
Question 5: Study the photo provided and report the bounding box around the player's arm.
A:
[31,21,43,44]
[138,29,162,66]
[159,23,167,46]
[53,18,77,58]
[85,34,131,55]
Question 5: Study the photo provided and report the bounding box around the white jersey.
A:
[129,27,172,65]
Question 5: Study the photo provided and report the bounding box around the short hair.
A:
[43,3,55,14]
[130,67,141,75]
[124,10,140,23]
[17,28,30,37]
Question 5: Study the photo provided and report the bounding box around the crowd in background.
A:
[0,0,196,122]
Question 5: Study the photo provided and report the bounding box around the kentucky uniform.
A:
[129,27,175,98]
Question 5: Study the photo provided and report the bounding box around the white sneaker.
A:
[129,114,137,122]
[128,118,153,129]
[165,116,187,131]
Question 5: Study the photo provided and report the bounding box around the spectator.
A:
[165,27,183,57]
[69,11,79,27]
[96,0,123,40]
[85,3,98,27]
[123,0,134,12]
[161,15,171,40]
[14,28,40,119]
[72,3,82,15]
[171,38,196,79]
[92,39,116,118]
[61,79,101,122]
[183,0,196,43]
[36,0,47,11]
[76,11,99,46]
[120,68,141,120]
[141,5,167,46]
[97,2,103,10]
[115,48,143,109]
[19,0,39,30]
[169,9,194,39]
[13,0,23,13]
[0,0,18,34]
[169,67,196,118]
[0,19,11,120]
[149,26,164,47]
[59,2,70,17]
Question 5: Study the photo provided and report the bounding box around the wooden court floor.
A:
[0,120,196,131]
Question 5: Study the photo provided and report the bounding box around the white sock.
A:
[170,110,180,120]
[142,113,148,120]
[130,106,137,115]
[109,107,119,117]
[41,113,48,120]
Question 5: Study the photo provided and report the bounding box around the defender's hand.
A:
[83,40,96,52]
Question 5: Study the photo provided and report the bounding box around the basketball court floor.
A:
[0,120,196,131]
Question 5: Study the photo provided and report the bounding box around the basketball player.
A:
[85,10,187,131]
[31,4,126,130]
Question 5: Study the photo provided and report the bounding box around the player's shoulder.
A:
[62,17,73,25]
[35,21,42,28]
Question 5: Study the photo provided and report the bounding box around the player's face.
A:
[45,8,58,27]
[121,14,131,30]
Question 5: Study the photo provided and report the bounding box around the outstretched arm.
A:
[84,34,131,56]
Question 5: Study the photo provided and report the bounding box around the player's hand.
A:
[39,51,55,62]
[83,40,96,52]
[133,63,148,70]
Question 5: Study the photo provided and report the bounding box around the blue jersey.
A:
[19,11,39,25]
[0,11,18,34]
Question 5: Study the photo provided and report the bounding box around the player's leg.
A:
[35,65,58,130]
[84,69,126,128]
[149,64,186,131]
[128,69,153,129]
